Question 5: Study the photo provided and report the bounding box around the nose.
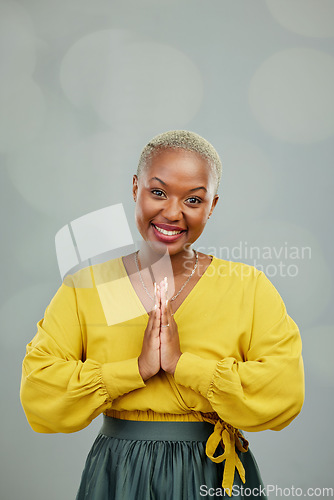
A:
[160,197,183,221]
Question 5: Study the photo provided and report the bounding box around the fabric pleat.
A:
[75,419,267,500]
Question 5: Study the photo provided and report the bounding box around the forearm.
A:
[21,353,146,433]
[174,350,304,432]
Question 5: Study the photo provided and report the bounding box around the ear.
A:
[133,175,138,202]
[208,194,219,218]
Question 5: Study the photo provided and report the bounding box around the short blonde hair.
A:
[137,130,222,195]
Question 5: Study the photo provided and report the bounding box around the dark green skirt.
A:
[75,416,267,499]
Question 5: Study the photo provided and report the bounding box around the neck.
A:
[137,241,195,278]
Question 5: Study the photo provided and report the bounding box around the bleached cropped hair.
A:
[137,130,222,195]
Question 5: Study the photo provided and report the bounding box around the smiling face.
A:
[133,148,219,257]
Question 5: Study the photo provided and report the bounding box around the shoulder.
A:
[209,255,262,282]
[207,256,285,310]
[63,256,124,289]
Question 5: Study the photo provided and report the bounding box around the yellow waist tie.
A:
[201,413,249,497]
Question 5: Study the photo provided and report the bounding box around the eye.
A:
[151,189,166,197]
[186,197,202,204]
[151,189,202,204]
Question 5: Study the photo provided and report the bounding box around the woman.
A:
[20,130,304,499]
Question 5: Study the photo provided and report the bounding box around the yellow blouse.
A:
[20,255,304,494]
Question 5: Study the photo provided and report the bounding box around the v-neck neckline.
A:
[119,254,215,320]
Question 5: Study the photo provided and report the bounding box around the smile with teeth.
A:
[152,224,184,236]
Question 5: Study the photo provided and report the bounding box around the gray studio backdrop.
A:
[1,0,333,499]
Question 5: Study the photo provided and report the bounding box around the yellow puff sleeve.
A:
[174,270,305,432]
[20,276,145,434]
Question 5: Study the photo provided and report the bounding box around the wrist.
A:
[138,356,151,381]
[169,352,182,376]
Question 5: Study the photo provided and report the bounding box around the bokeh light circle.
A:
[0,0,36,76]
[223,220,331,327]
[217,138,274,223]
[249,48,334,143]
[6,120,139,219]
[266,0,334,38]
[0,76,45,152]
[60,30,203,134]
[302,325,334,387]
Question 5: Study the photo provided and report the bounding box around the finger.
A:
[156,283,161,311]
[157,281,162,310]
[152,285,161,330]
[153,300,161,328]
[160,280,169,330]
[146,282,158,330]
[154,281,158,309]
[159,279,164,312]
[164,276,168,308]
[166,292,174,321]
[163,277,173,323]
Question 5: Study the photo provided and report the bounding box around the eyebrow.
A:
[149,177,207,193]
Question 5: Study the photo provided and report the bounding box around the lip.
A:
[151,223,186,243]
[153,223,186,231]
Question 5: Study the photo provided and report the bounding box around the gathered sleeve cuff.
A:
[20,278,146,434]
[174,270,305,433]
[174,270,304,496]
[101,357,146,399]
[174,352,218,398]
